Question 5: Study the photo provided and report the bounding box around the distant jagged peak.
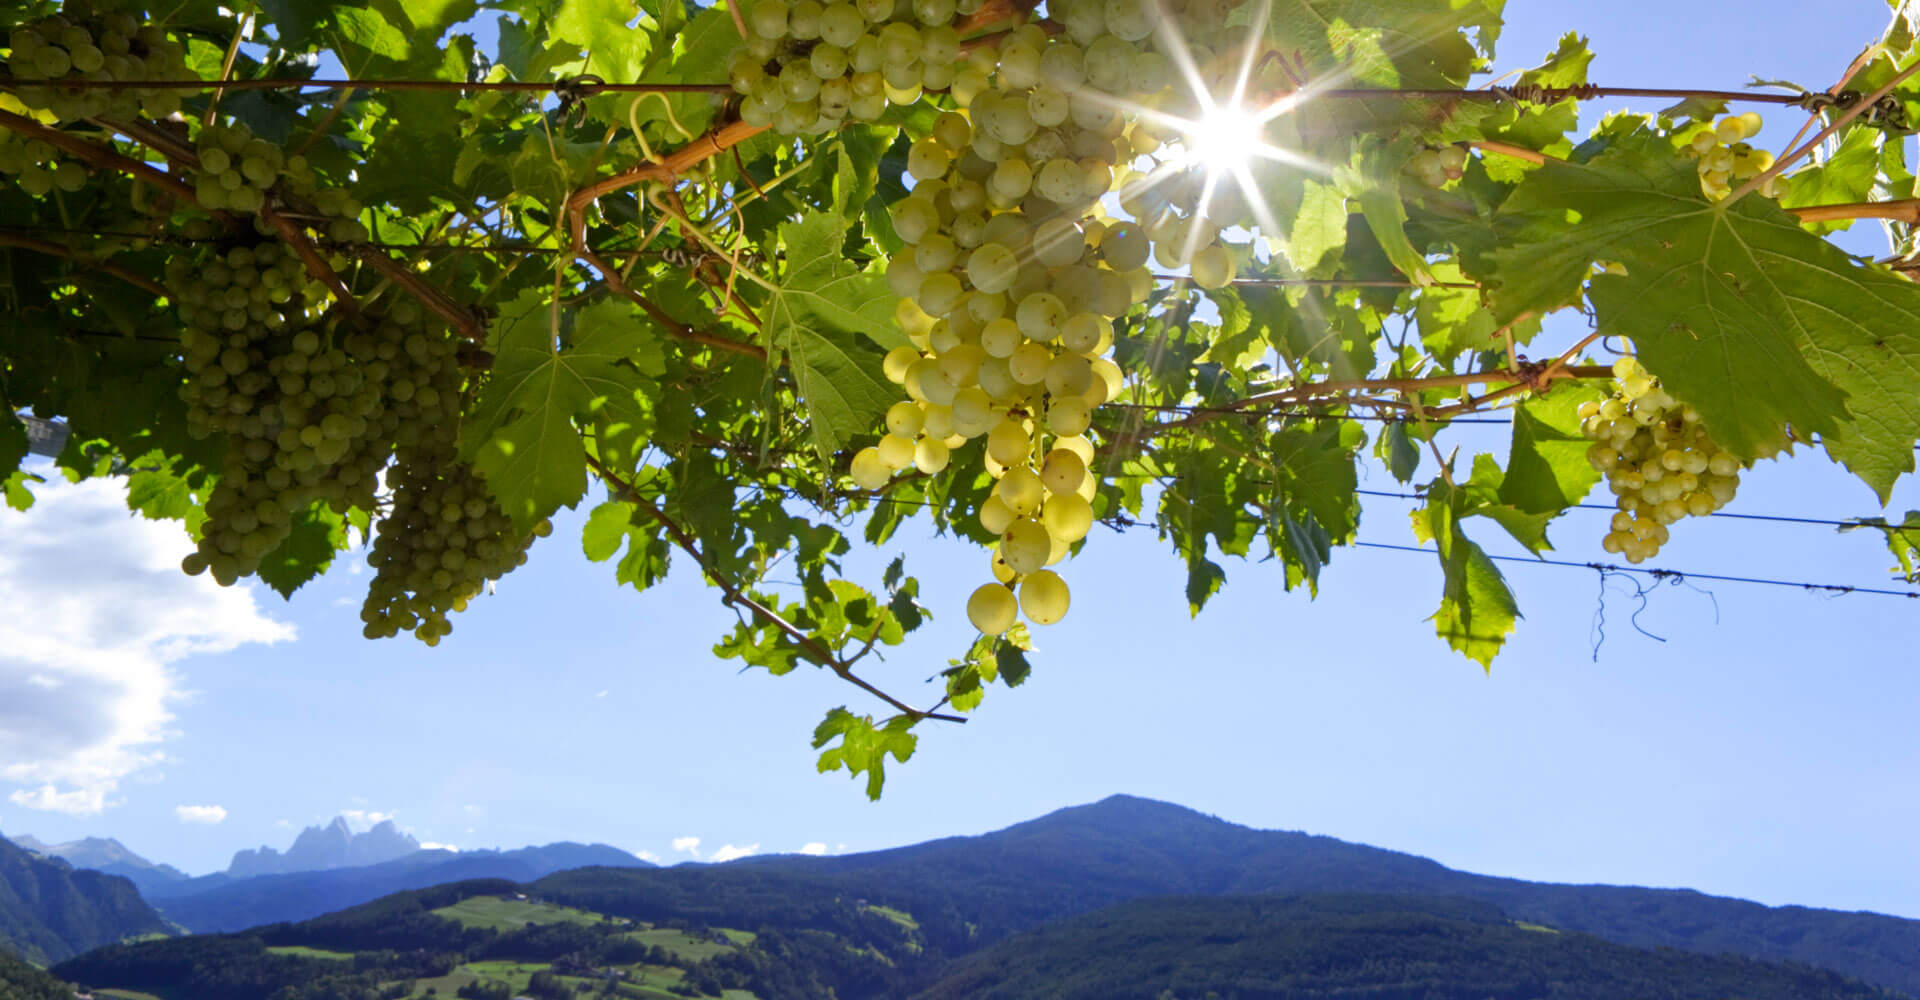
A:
[228,815,422,877]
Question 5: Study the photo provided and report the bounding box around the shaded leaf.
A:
[256,503,347,599]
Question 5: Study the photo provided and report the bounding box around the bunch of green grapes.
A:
[0,131,88,197]
[730,0,968,133]
[5,11,189,122]
[1405,144,1469,188]
[1686,112,1775,201]
[172,241,466,585]
[1578,356,1743,564]
[360,442,547,645]
[842,10,1204,634]
[190,122,369,242]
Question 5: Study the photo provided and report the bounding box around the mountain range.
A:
[11,833,190,898]
[0,829,170,965]
[149,840,653,931]
[12,795,1920,997]
[530,795,1920,995]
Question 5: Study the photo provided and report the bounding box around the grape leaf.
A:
[1842,511,1920,583]
[1413,486,1520,669]
[1379,421,1421,483]
[763,211,904,461]
[1484,131,1920,495]
[1777,126,1882,234]
[125,454,209,536]
[1249,0,1497,90]
[3,470,35,512]
[256,502,347,599]
[1340,139,1433,285]
[1289,180,1349,272]
[0,410,24,475]
[333,8,411,63]
[1456,454,1556,555]
[582,500,637,562]
[466,294,663,533]
[551,0,651,81]
[1499,381,1606,515]
[813,707,918,800]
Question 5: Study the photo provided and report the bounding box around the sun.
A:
[1181,101,1270,175]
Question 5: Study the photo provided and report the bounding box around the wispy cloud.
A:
[710,843,759,863]
[342,809,393,829]
[593,690,609,699]
[0,478,294,815]
[175,804,227,824]
[798,842,828,856]
[671,836,701,857]
[636,849,661,863]
[419,841,459,851]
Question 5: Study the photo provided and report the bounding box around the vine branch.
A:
[0,109,201,206]
[0,232,168,296]
[584,454,965,725]
[579,248,769,360]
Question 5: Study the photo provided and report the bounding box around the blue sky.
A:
[3,0,1918,921]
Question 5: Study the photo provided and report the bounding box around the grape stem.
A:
[1726,58,1920,206]
[584,453,967,725]
[579,248,770,359]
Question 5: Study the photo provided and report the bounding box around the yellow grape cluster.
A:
[4,11,190,122]
[0,130,87,197]
[814,0,1250,636]
[730,0,968,133]
[361,440,547,645]
[1578,356,1743,564]
[1687,112,1774,201]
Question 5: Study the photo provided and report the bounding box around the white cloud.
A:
[341,809,393,829]
[593,690,608,699]
[710,843,759,863]
[419,841,459,851]
[636,849,661,863]
[175,804,227,824]
[671,836,701,856]
[0,478,294,815]
[798,842,828,856]
[275,819,292,828]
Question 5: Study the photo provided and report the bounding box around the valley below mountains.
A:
[8,796,1920,1000]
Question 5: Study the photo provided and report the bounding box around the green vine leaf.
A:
[1843,511,1920,583]
[763,210,905,461]
[813,708,918,800]
[1500,382,1607,515]
[1414,485,1521,669]
[1485,130,1920,495]
[0,410,25,476]
[466,294,664,533]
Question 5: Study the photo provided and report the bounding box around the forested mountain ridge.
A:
[53,879,1917,1000]
[914,894,1908,1000]
[0,945,73,1000]
[532,795,1920,995]
[0,831,172,964]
